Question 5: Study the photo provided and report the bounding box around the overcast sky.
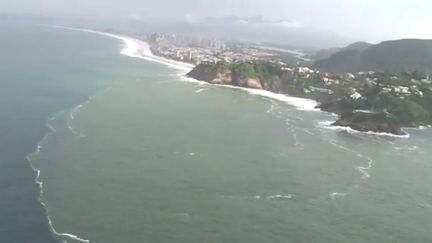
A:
[2,0,432,42]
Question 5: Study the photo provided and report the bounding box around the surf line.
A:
[26,111,91,243]
[327,139,374,200]
[48,25,194,74]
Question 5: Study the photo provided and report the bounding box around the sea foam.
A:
[26,112,91,243]
[266,194,294,200]
[52,25,324,112]
[50,25,194,73]
[192,82,320,111]
[329,192,348,200]
[318,120,410,138]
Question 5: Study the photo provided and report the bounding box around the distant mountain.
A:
[342,41,373,52]
[310,41,372,60]
[120,16,351,49]
[314,39,432,73]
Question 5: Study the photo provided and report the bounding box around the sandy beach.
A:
[52,25,195,73]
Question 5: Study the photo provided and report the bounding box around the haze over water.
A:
[2,24,432,243]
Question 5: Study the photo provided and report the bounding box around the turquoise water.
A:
[2,24,432,243]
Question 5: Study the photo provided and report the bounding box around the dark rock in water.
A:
[188,60,432,136]
[332,119,405,135]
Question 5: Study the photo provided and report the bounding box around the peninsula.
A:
[136,32,432,135]
[187,61,432,135]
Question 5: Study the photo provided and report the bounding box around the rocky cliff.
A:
[187,61,284,92]
[187,61,432,136]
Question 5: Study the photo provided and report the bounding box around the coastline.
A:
[211,83,319,111]
[15,25,432,243]
[50,25,195,73]
[52,26,413,148]
[55,26,321,112]
[318,120,410,138]
[89,26,413,137]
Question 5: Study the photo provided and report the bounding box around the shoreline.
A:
[317,120,410,138]
[104,27,415,138]
[13,25,430,243]
[56,26,320,112]
[55,26,416,138]
[50,25,195,73]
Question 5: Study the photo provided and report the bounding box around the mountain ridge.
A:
[314,39,432,74]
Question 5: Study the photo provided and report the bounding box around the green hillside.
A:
[310,41,372,60]
[315,39,432,74]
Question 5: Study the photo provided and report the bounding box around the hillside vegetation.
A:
[315,39,432,74]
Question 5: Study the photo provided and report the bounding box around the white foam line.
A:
[180,75,321,113]
[222,194,294,200]
[405,125,432,131]
[48,25,195,73]
[393,145,419,151]
[221,195,262,200]
[70,104,84,120]
[194,88,208,93]
[324,139,376,199]
[328,139,375,180]
[355,158,373,180]
[45,25,429,139]
[67,122,86,139]
[318,120,410,138]
[329,192,348,200]
[23,61,116,243]
[66,86,114,139]
[177,70,319,111]
[187,80,319,111]
[301,128,316,136]
[26,112,91,243]
[180,76,209,85]
[265,99,281,114]
[89,29,320,113]
[27,25,191,243]
[266,194,294,200]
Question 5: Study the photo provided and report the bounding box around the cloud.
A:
[273,20,302,29]
[404,18,432,39]
[232,16,303,29]
[183,13,198,23]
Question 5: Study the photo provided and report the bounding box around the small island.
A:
[187,61,432,135]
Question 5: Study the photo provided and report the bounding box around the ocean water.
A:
[0,23,148,243]
[2,24,432,243]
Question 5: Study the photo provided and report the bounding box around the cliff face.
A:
[186,61,431,136]
[211,72,233,85]
[187,62,284,92]
[246,78,263,89]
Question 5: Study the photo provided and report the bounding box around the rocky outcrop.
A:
[186,61,427,136]
[210,72,233,84]
[246,78,263,89]
[187,63,265,90]
[332,119,405,135]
